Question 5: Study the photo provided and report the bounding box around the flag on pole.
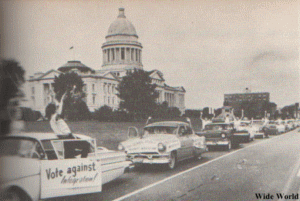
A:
[69,46,74,50]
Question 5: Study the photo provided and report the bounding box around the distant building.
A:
[224,91,270,107]
[23,8,185,116]
[224,89,272,118]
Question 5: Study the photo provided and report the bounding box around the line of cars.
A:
[118,116,300,172]
[1,117,299,201]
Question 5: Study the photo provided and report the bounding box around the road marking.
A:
[112,134,285,201]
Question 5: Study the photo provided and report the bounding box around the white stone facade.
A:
[23,8,185,116]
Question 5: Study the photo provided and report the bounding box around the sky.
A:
[1,0,299,109]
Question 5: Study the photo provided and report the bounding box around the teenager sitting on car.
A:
[48,91,75,139]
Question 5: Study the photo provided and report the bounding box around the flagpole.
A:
[70,46,75,60]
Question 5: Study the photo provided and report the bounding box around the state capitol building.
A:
[24,8,186,116]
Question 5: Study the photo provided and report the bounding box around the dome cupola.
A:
[102,8,143,71]
[106,8,138,39]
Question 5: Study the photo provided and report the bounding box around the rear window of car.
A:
[0,138,36,158]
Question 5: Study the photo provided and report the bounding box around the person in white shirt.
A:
[200,111,212,130]
[49,90,74,139]
[233,109,244,129]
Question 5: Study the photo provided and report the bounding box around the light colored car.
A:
[264,121,285,135]
[0,132,131,201]
[251,120,267,138]
[234,121,255,142]
[118,120,207,170]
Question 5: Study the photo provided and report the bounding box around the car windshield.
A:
[144,126,178,135]
[205,124,233,131]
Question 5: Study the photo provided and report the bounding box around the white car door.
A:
[40,139,102,199]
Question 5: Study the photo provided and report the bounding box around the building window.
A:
[32,87,35,95]
[121,48,125,60]
[112,84,115,94]
[131,48,134,61]
[112,48,115,61]
[92,84,95,92]
[93,95,96,104]
[108,84,111,94]
[136,49,138,61]
[103,83,107,94]
[107,49,110,62]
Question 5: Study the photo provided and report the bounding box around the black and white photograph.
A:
[0,0,299,200]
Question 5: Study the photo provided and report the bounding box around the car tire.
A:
[168,152,177,170]
[3,189,31,201]
[193,150,202,160]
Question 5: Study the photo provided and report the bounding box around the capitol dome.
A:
[106,8,138,38]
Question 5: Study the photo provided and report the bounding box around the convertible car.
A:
[0,132,131,201]
[118,119,207,170]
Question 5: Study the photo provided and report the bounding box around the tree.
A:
[93,105,113,122]
[52,72,87,120]
[53,72,84,102]
[0,59,25,108]
[117,69,159,119]
[0,59,25,135]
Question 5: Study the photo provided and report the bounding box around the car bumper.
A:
[128,154,170,165]
[254,132,265,138]
[233,133,250,143]
[206,140,229,146]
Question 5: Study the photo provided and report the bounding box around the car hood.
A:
[120,134,181,154]
[0,156,40,184]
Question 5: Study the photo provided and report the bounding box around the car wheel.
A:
[168,152,177,170]
[193,150,202,160]
[2,189,31,201]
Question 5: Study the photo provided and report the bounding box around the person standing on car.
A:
[49,90,75,139]
[200,111,212,130]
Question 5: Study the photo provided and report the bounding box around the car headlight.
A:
[118,144,125,151]
[221,133,226,138]
[158,143,166,152]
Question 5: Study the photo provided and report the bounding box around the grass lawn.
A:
[25,118,202,150]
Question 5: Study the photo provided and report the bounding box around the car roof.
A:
[206,122,233,126]
[1,132,90,141]
[145,121,189,128]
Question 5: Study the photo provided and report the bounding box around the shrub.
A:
[20,107,41,121]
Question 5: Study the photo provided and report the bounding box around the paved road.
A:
[114,129,300,201]
[48,129,300,201]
